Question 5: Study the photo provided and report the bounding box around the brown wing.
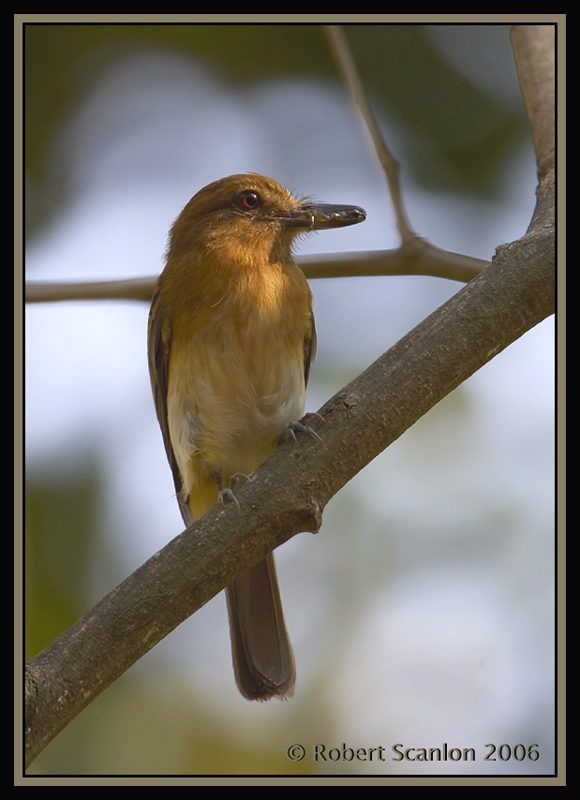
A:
[303,312,317,389]
[147,282,193,526]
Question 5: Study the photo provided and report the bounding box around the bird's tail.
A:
[226,552,295,701]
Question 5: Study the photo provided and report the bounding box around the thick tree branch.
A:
[25,185,554,767]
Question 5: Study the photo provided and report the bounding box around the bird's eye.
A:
[236,190,262,211]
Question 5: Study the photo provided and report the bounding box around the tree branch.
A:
[24,245,488,305]
[511,24,555,181]
[24,183,554,767]
[323,24,417,245]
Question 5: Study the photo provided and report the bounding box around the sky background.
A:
[22,21,556,778]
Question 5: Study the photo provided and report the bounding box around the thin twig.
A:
[24,277,156,304]
[24,245,488,305]
[323,24,489,284]
[323,24,416,245]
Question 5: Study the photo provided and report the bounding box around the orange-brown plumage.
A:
[148,173,365,700]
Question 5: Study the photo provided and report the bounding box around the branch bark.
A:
[24,24,556,769]
[511,25,555,181]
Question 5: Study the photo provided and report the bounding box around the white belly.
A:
[167,332,306,483]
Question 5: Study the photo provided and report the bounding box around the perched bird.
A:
[148,173,366,700]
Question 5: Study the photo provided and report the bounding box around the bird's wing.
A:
[147,282,193,526]
[303,313,317,389]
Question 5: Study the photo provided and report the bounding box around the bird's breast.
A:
[166,262,312,478]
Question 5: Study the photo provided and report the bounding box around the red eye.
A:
[237,190,262,211]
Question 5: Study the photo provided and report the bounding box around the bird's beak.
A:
[275,202,366,230]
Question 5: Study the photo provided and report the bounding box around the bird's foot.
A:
[214,472,248,513]
[284,413,326,448]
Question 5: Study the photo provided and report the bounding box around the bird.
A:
[147,173,366,700]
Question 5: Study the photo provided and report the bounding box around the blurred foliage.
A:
[24,461,102,659]
[23,23,526,197]
[26,673,317,776]
[23,24,333,183]
[345,25,524,190]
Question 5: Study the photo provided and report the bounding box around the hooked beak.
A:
[275,202,366,230]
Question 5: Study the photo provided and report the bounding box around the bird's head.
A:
[167,173,366,266]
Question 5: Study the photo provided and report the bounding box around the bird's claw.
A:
[216,473,248,513]
[285,413,326,448]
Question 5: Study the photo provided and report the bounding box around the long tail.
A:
[225,552,295,701]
